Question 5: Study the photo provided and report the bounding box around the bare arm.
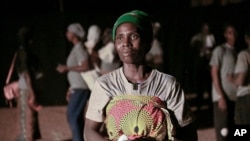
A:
[211,65,227,110]
[68,59,90,72]
[234,72,247,87]
[24,71,42,111]
[84,119,109,141]
[211,66,225,98]
[56,59,90,73]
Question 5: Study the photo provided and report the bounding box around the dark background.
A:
[1,0,250,107]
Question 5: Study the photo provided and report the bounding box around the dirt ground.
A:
[0,106,215,141]
[0,106,71,141]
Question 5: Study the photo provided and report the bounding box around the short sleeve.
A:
[75,45,88,65]
[166,81,194,127]
[235,51,249,74]
[209,46,223,68]
[85,79,111,122]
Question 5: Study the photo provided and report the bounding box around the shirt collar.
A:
[224,43,234,49]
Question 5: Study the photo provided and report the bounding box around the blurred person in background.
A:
[190,22,216,112]
[81,26,122,91]
[146,21,164,72]
[228,26,250,125]
[209,23,237,141]
[84,24,102,57]
[56,23,90,141]
[80,24,102,91]
[191,22,216,60]
[5,26,43,141]
[98,27,122,74]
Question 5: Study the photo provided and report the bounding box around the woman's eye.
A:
[131,34,139,40]
[116,36,122,41]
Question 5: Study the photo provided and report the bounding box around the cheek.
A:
[66,32,73,40]
[66,34,70,40]
[115,41,122,49]
[114,43,122,55]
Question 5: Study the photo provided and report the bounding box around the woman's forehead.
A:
[116,23,139,35]
[117,23,137,30]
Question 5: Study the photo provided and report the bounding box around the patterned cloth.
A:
[105,95,175,141]
[16,89,41,141]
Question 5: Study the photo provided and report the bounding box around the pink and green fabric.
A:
[105,95,175,141]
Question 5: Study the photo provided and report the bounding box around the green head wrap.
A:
[112,10,153,41]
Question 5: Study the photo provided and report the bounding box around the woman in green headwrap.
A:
[84,10,197,141]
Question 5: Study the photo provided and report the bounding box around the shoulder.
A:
[214,44,224,51]
[192,33,201,39]
[212,45,225,54]
[208,34,215,38]
[106,42,115,47]
[74,43,84,50]
[237,49,250,60]
[155,69,176,80]
[239,49,250,56]
[73,43,88,55]
[153,69,179,87]
[96,67,121,84]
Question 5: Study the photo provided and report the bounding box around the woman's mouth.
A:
[122,51,133,57]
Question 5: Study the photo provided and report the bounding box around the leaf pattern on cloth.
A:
[105,95,175,141]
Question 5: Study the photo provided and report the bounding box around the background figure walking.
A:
[98,27,121,74]
[56,23,90,141]
[9,26,43,141]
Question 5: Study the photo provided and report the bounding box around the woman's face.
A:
[114,23,147,64]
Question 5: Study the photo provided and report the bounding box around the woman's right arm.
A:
[84,119,110,141]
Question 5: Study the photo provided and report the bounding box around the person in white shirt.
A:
[210,23,238,141]
[228,26,250,125]
[56,23,90,141]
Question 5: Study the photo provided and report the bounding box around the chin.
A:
[123,60,134,64]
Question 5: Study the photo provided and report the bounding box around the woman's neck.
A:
[123,64,152,84]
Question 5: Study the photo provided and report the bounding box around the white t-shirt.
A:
[67,42,89,89]
[234,48,250,97]
[86,67,194,127]
[209,44,237,101]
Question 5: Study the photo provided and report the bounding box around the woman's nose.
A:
[122,37,131,47]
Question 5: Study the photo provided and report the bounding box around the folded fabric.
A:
[81,69,100,91]
[105,95,175,141]
[98,42,115,64]
[237,86,250,97]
